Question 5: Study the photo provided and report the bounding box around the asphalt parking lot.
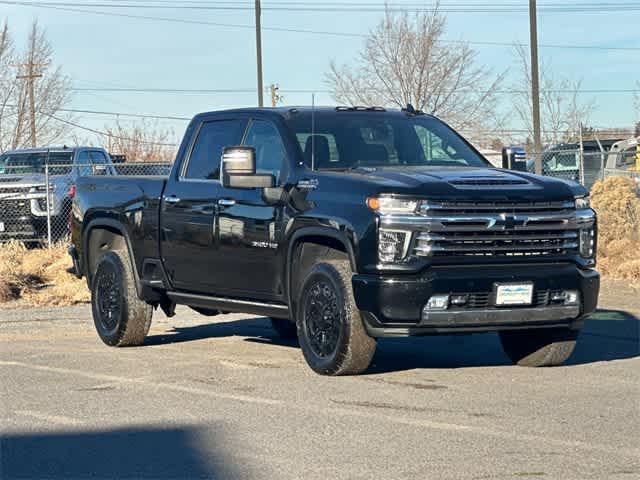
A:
[1,280,639,480]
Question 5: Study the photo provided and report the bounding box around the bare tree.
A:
[103,120,176,163]
[634,81,640,128]
[0,20,72,152]
[325,5,505,135]
[512,44,595,147]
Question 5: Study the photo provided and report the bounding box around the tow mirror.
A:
[501,146,527,171]
[221,146,275,189]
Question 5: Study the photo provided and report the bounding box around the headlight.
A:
[579,227,595,258]
[575,196,590,209]
[366,196,418,214]
[378,229,411,263]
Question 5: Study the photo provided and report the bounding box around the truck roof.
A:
[193,106,433,121]
[2,146,97,155]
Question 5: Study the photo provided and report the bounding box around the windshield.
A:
[284,111,489,170]
[0,152,74,175]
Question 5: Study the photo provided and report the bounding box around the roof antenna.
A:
[404,103,416,114]
[311,92,316,171]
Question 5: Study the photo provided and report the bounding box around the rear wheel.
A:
[296,260,376,376]
[499,328,578,367]
[91,249,152,347]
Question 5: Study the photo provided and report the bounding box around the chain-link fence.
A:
[0,162,173,247]
[486,146,639,190]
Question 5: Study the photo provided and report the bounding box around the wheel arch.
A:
[286,226,357,311]
[82,218,142,297]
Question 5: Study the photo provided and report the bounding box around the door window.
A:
[76,151,92,176]
[243,120,286,182]
[185,119,245,180]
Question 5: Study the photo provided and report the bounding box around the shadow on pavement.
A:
[145,309,639,373]
[1,426,234,479]
[145,317,299,349]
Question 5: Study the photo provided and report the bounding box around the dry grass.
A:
[0,241,90,306]
[590,176,640,286]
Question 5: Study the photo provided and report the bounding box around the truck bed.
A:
[73,175,167,279]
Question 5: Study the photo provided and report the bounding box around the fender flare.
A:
[82,217,142,297]
[285,226,357,311]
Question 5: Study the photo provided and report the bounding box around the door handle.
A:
[164,195,180,204]
[218,198,236,207]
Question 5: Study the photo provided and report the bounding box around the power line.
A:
[43,112,179,146]
[6,1,640,13]
[70,87,640,94]
[2,1,639,51]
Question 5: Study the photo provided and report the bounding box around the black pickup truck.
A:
[70,106,599,375]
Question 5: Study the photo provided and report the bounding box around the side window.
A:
[243,120,286,181]
[89,151,108,164]
[89,151,109,175]
[185,119,245,180]
[76,151,91,176]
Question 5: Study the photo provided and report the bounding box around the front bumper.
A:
[352,263,599,337]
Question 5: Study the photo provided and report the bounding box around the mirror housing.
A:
[501,146,527,171]
[221,146,275,189]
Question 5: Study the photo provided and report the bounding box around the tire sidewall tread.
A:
[91,250,152,347]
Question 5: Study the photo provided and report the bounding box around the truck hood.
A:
[0,172,46,189]
[343,166,586,201]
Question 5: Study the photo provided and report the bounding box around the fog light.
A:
[551,290,579,305]
[450,294,468,307]
[424,294,450,311]
[564,290,579,305]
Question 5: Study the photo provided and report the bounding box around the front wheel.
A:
[296,260,376,376]
[91,250,153,347]
[499,328,578,367]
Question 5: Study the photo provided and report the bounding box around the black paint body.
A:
[70,107,599,335]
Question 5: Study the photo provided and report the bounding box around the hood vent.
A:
[449,177,529,186]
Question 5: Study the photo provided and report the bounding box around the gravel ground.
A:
[1,279,638,479]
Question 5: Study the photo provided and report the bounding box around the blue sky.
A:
[1,1,639,145]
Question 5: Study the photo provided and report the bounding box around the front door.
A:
[161,118,246,293]
[211,119,288,300]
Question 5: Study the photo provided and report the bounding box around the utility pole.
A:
[270,83,282,107]
[14,61,46,147]
[255,0,264,107]
[529,0,543,174]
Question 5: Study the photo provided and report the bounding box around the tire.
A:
[91,250,153,347]
[499,328,578,367]
[270,317,298,340]
[296,260,376,376]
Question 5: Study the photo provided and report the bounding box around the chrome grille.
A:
[412,200,580,257]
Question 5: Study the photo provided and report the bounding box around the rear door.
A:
[160,117,247,293]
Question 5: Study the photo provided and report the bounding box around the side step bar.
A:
[167,291,290,319]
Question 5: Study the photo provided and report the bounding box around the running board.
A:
[167,292,289,319]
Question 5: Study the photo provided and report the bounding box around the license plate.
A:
[495,283,533,306]
[0,221,4,232]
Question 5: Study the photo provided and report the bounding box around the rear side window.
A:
[185,119,245,180]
